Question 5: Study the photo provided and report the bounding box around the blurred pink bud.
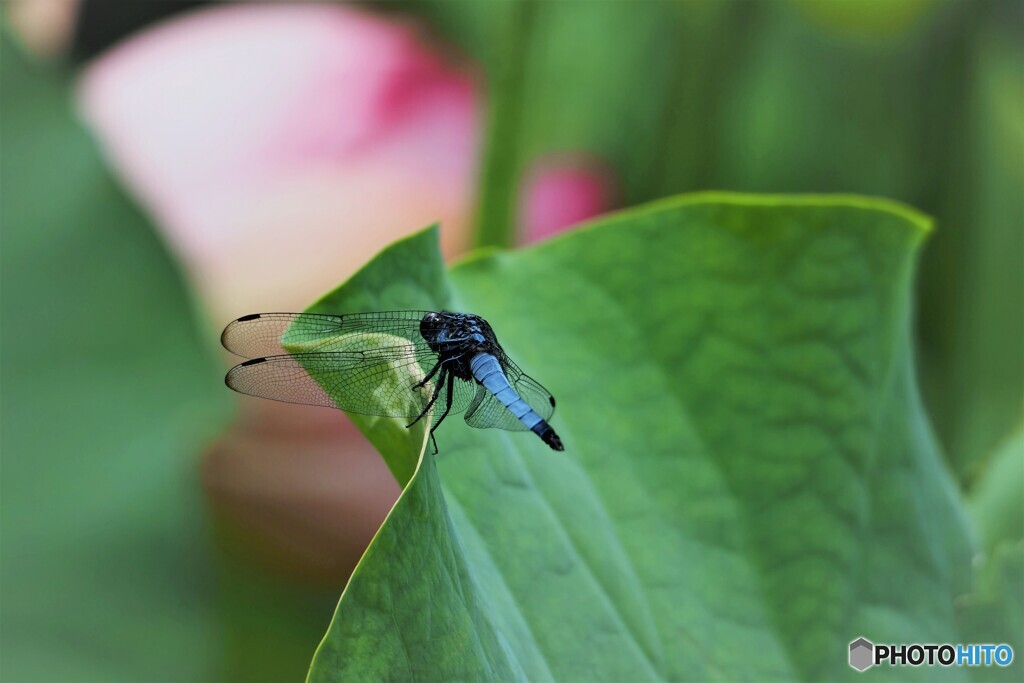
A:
[519,154,615,242]
[78,3,479,324]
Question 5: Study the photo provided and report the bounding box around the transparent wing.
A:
[225,349,432,417]
[464,355,556,432]
[226,346,477,422]
[221,311,433,359]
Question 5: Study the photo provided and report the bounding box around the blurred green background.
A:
[416,0,1023,481]
[2,0,1021,681]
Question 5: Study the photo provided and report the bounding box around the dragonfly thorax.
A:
[419,311,500,381]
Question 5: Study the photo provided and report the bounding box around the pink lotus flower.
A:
[79,3,480,325]
[75,2,612,580]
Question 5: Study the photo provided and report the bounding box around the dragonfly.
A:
[221,310,564,451]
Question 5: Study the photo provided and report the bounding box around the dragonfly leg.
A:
[413,359,443,390]
[407,366,447,428]
[430,372,456,435]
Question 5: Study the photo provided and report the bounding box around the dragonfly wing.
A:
[504,355,557,422]
[221,311,432,359]
[464,385,528,431]
[464,355,556,432]
[226,348,440,419]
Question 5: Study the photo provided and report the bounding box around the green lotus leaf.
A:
[304,195,976,681]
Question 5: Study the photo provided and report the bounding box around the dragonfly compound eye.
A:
[420,312,442,342]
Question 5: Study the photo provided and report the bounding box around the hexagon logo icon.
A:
[849,637,874,671]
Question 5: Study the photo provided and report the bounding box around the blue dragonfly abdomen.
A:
[470,353,563,451]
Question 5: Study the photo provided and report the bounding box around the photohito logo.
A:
[849,637,1014,672]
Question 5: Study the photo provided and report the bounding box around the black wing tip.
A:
[220,313,262,352]
[549,396,556,407]
[225,357,267,390]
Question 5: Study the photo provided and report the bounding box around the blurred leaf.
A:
[957,422,1023,681]
[957,543,1023,682]
[0,36,229,681]
[969,422,1024,553]
[788,0,941,37]
[420,0,740,247]
[305,195,974,681]
[923,32,1024,480]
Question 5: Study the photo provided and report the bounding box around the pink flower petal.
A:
[78,3,479,322]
